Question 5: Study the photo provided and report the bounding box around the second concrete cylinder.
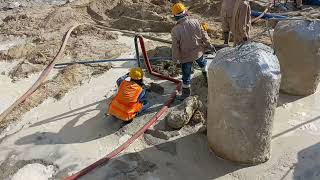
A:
[207,43,281,164]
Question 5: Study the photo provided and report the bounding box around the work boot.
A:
[202,71,208,84]
[223,32,230,45]
[176,87,191,101]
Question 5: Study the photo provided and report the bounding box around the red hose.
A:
[64,36,181,180]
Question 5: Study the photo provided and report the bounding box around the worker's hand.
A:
[205,44,217,54]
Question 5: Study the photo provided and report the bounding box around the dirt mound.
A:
[107,1,168,20]
[9,61,43,80]
[1,13,42,37]
[87,0,121,20]
[152,60,181,77]
[1,64,111,128]
[189,0,221,17]
[67,33,128,60]
[42,6,90,30]
[147,46,171,57]
[112,16,174,32]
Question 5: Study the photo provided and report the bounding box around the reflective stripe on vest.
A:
[108,81,143,121]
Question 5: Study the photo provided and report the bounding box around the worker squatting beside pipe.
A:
[63,36,181,180]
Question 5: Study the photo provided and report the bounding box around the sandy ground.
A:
[0,0,320,179]
[0,33,319,179]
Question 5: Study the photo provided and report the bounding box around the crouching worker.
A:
[108,68,150,122]
[171,3,212,100]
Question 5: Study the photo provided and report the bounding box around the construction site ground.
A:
[0,0,320,179]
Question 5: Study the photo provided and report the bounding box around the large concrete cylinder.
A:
[274,20,320,96]
[207,43,281,164]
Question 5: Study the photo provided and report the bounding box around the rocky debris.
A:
[189,110,205,125]
[207,42,281,164]
[166,96,203,129]
[145,129,180,140]
[1,64,111,128]
[148,82,165,95]
[152,60,182,77]
[274,20,320,96]
[9,61,43,80]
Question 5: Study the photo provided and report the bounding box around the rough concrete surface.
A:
[207,42,281,164]
[274,20,320,96]
[166,96,203,129]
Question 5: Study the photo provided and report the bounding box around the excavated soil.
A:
[1,64,111,128]
[1,1,320,179]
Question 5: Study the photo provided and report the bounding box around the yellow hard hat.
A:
[172,3,186,16]
[201,22,209,32]
[129,67,144,80]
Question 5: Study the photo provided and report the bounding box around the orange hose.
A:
[0,24,83,123]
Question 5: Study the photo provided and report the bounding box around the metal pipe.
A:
[134,36,141,67]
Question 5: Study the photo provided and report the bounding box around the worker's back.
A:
[171,18,205,63]
[221,0,236,18]
[108,81,143,121]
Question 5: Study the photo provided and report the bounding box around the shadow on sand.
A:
[78,133,246,180]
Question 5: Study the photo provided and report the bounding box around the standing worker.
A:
[221,0,236,45]
[171,3,212,100]
[231,0,251,45]
[108,68,150,122]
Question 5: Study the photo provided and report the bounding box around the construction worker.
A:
[171,3,212,100]
[108,68,150,122]
[221,0,236,44]
[231,0,251,45]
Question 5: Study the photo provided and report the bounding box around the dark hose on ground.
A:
[251,10,288,20]
[63,35,181,180]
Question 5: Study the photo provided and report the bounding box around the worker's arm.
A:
[201,28,211,48]
[238,2,251,41]
[116,74,129,87]
[137,89,146,102]
[171,30,181,63]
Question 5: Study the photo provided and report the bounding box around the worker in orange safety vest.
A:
[108,68,150,122]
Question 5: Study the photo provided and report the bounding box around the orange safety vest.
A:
[108,81,143,121]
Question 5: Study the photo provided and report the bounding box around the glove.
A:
[205,44,217,54]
